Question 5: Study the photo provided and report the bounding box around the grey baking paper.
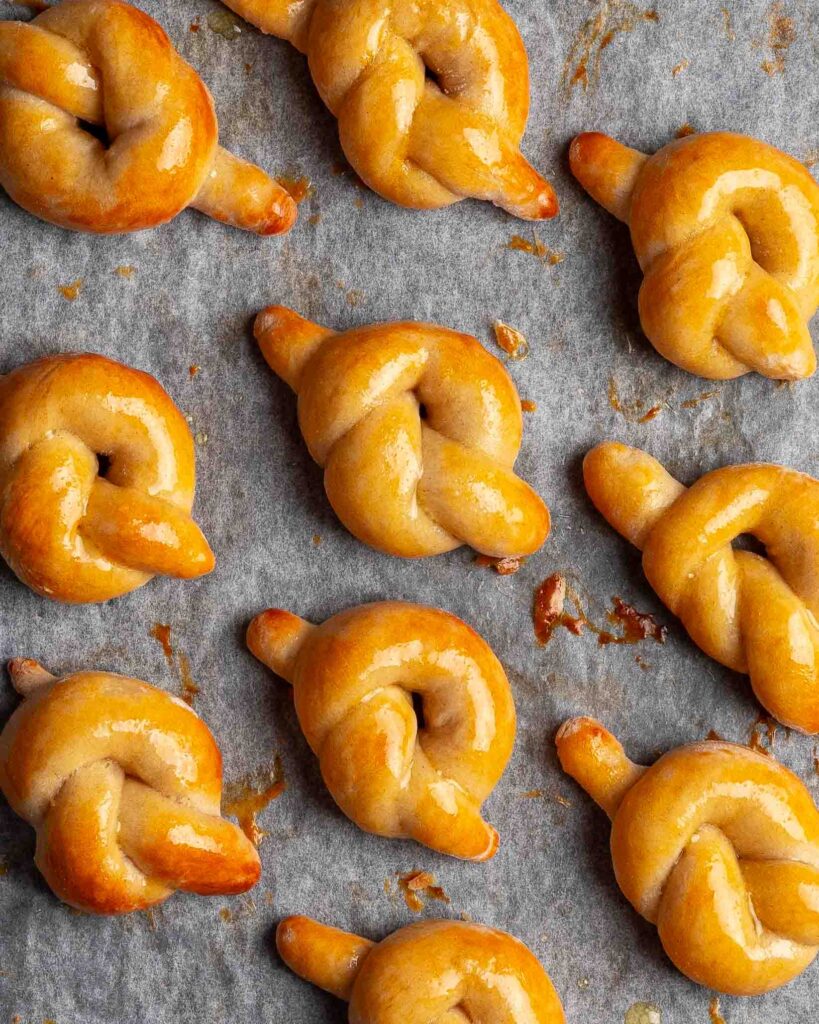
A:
[1,0,818,1021]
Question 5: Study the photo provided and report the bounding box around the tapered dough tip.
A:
[259,192,299,236]
[473,824,500,861]
[556,716,643,819]
[7,657,57,696]
[247,608,313,682]
[569,132,646,222]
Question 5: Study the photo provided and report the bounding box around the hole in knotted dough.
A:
[79,119,111,148]
[418,402,429,421]
[733,533,766,557]
[96,453,113,479]
[411,691,426,731]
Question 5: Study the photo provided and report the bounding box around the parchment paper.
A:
[1,1,818,1021]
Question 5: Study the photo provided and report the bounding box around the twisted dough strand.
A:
[570,131,819,379]
[255,307,550,559]
[0,660,260,914]
[277,916,566,1022]
[248,601,515,860]
[223,0,557,217]
[0,0,296,233]
[0,353,214,603]
[584,441,819,733]
[557,717,819,995]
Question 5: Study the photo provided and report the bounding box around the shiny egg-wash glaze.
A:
[557,717,819,995]
[254,307,550,559]
[218,0,557,218]
[584,441,819,733]
[570,131,819,379]
[0,353,214,603]
[0,0,296,234]
[247,601,515,860]
[277,915,566,1023]
[0,659,261,914]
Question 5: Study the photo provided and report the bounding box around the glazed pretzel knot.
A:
[0,659,261,914]
[556,717,819,995]
[570,131,819,379]
[0,0,296,234]
[0,353,214,603]
[223,0,557,217]
[247,601,515,860]
[277,916,566,1022]
[254,307,550,559]
[584,441,819,733]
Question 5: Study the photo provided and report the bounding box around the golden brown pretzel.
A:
[570,131,819,379]
[0,658,261,914]
[556,716,819,995]
[277,915,566,1022]
[254,307,550,559]
[222,0,556,218]
[584,441,819,733]
[247,601,515,860]
[0,0,297,234]
[0,353,214,603]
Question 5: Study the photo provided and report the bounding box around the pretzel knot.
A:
[557,717,819,995]
[254,307,550,559]
[0,0,296,234]
[247,601,515,860]
[276,916,566,1022]
[224,0,556,217]
[0,660,261,914]
[584,441,819,733]
[570,131,819,380]
[0,353,215,604]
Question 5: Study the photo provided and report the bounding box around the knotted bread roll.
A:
[0,659,261,914]
[277,915,566,1022]
[556,716,819,995]
[254,307,550,559]
[221,0,557,217]
[0,0,296,234]
[247,601,515,860]
[570,131,819,379]
[0,352,214,603]
[584,441,819,733]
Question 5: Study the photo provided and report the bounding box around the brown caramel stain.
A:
[57,279,83,301]
[244,62,254,74]
[748,713,777,756]
[279,175,315,205]
[223,757,285,846]
[148,623,199,706]
[493,320,529,360]
[708,997,727,1024]
[115,265,136,278]
[608,377,664,424]
[312,534,322,546]
[706,729,724,741]
[207,9,242,39]
[671,59,689,77]
[218,895,257,924]
[534,573,666,648]
[308,213,322,226]
[721,7,736,42]
[561,2,659,95]
[803,149,819,170]
[634,654,651,671]
[521,399,538,413]
[335,280,365,308]
[521,789,544,799]
[506,234,565,265]
[681,388,720,408]
[475,554,525,576]
[190,19,201,32]
[388,871,450,913]
[142,907,161,930]
[219,908,233,923]
[813,745,819,775]
[189,364,200,378]
[553,793,572,808]
[760,2,797,75]
[638,404,662,423]
[676,123,697,139]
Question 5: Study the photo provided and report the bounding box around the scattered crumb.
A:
[189,18,200,32]
[195,432,208,445]
[57,279,83,301]
[474,554,525,575]
[625,1003,662,1024]
[506,234,564,264]
[576,977,590,991]
[308,213,322,226]
[353,196,365,210]
[207,9,242,39]
[671,58,689,76]
[521,789,544,799]
[189,364,200,378]
[115,265,136,278]
[493,320,529,360]
[312,534,322,546]
[521,399,538,413]
[802,149,819,169]
[387,870,450,913]
[244,62,254,74]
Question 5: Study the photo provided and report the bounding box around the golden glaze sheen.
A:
[222,0,556,217]
[0,0,296,234]
[0,659,260,914]
[570,131,819,379]
[556,717,819,995]
[0,353,214,603]
[277,916,566,1022]
[255,307,550,559]
[584,441,819,733]
[247,601,515,859]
